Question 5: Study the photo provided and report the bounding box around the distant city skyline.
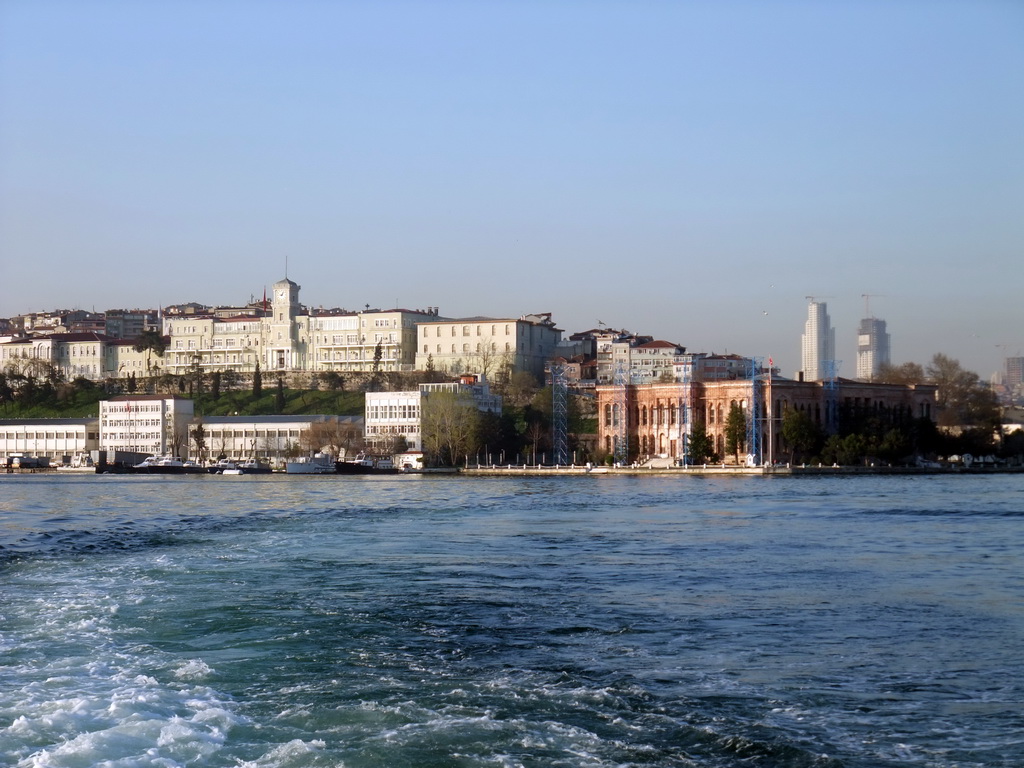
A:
[2,1,1021,379]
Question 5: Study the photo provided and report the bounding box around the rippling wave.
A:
[2,473,1022,766]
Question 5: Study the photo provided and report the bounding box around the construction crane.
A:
[861,294,884,317]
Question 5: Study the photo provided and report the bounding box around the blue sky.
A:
[1,0,1021,378]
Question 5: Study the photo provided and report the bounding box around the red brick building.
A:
[596,376,937,464]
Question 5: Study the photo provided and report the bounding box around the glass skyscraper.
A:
[857,317,891,381]
[801,300,835,381]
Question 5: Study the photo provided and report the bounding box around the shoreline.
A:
[4,464,1021,477]
[459,463,1024,477]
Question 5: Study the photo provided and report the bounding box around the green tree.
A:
[211,370,222,400]
[878,427,912,464]
[190,420,208,463]
[781,408,821,463]
[253,361,263,399]
[724,403,746,461]
[502,370,540,408]
[926,353,1000,429]
[371,340,384,388]
[321,371,345,391]
[686,421,716,464]
[275,375,286,412]
[424,354,443,383]
[822,433,866,465]
[133,329,167,377]
[0,371,13,407]
[187,355,204,396]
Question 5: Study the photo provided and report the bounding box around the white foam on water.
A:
[172,660,213,682]
[235,739,329,768]
[1,572,245,768]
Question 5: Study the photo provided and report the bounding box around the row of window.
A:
[422,342,510,355]
[205,430,301,438]
[1,432,90,440]
[56,346,99,356]
[105,403,163,413]
[366,425,419,434]
[315,348,398,361]
[423,324,513,338]
[366,404,421,421]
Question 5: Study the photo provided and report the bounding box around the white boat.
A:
[237,458,273,474]
[285,453,335,474]
[132,456,205,474]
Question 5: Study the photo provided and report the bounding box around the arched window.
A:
[641,406,647,426]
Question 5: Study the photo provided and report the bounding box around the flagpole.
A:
[767,357,774,466]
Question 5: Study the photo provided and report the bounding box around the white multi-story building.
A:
[801,300,836,382]
[365,375,502,451]
[99,395,195,459]
[0,332,155,381]
[165,278,441,376]
[195,414,363,463]
[595,334,687,385]
[856,317,890,381]
[0,418,99,462]
[309,307,439,373]
[414,314,561,380]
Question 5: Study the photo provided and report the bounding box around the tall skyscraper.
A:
[856,317,891,381]
[801,300,835,381]
[1006,357,1024,390]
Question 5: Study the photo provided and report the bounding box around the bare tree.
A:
[469,337,501,380]
[421,390,480,466]
[299,419,364,457]
[371,432,409,456]
[170,426,188,459]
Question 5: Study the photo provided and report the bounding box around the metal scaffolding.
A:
[823,359,842,434]
[551,363,569,466]
[746,356,764,465]
[676,358,693,465]
[613,361,629,465]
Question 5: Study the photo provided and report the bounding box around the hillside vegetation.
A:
[0,374,364,420]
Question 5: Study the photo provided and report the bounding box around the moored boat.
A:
[285,453,335,474]
[237,458,273,474]
[335,453,400,474]
[132,456,206,474]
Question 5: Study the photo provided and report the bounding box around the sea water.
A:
[1,473,1022,767]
